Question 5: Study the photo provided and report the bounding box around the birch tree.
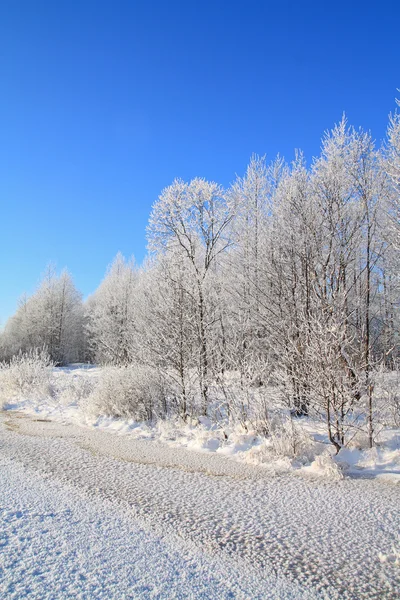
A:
[86,253,138,365]
[2,267,84,365]
[385,98,400,249]
[147,178,234,413]
[135,251,198,419]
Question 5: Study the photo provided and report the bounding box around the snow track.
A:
[1,413,399,599]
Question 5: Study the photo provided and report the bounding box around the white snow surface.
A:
[1,410,400,599]
[0,456,304,600]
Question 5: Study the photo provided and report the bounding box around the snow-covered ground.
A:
[0,453,303,599]
[5,365,400,483]
[1,410,399,599]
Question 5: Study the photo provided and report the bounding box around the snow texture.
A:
[0,456,306,600]
[1,411,399,599]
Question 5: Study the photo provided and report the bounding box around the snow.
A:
[1,456,305,600]
[335,444,400,482]
[1,410,400,599]
[4,365,400,483]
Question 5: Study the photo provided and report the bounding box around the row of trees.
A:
[1,266,85,365]
[1,104,399,450]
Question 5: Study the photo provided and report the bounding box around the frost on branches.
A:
[1,101,400,454]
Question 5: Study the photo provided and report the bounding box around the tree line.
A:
[1,105,399,451]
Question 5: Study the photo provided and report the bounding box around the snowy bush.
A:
[0,349,53,407]
[268,415,314,459]
[243,415,316,468]
[85,365,166,420]
[54,371,96,407]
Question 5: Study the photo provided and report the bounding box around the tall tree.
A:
[147,178,235,413]
[86,253,137,365]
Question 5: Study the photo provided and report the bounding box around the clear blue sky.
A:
[1,0,399,324]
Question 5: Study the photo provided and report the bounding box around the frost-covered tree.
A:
[85,253,138,365]
[225,156,274,380]
[1,266,84,365]
[135,251,198,419]
[147,178,235,413]
[378,99,400,371]
[302,120,386,448]
[384,98,400,249]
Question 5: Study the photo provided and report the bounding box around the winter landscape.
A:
[2,2,400,599]
[1,103,400,598]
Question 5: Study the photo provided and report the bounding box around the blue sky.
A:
[1,0,399,324]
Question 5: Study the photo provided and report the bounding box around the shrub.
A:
[85,365,166,421]
[0,349,53,407]
[54,371,96,406]
[268,414,314,459]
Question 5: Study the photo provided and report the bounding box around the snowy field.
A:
[1,407,400,599]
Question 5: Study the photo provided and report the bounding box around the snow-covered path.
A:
[1,413,399,599]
